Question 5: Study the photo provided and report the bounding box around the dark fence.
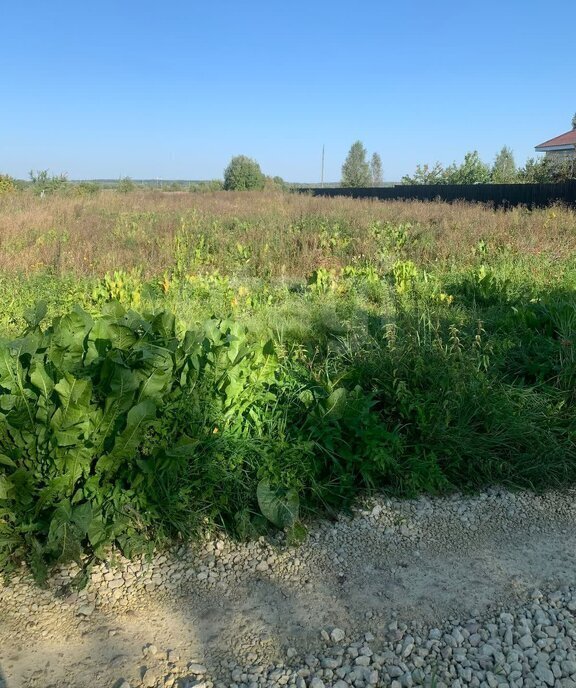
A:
[298,181,576,208]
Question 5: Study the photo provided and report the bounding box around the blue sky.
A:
[2,0,575,182]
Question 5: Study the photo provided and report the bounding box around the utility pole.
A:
[321,145,325,188]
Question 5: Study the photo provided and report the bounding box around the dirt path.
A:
[1,488,576,687]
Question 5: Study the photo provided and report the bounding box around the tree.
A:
[572,112,576,130]
[446,151,490,184]
[341,141,371,187]
[370,152,383,186]
[401,162,449,185]
[518,157,553,183]
[547,157,576,182]
[117,176,136,193]
[491,146,517,183]
[223,155,265,191]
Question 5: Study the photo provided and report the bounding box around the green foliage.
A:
[518,157,576,183]
[29,170,68,195]
[446,151,490,185]
[0,301,402,579]
[370,153,383,186]
[341,141,371,187]
[0,303,190,576]
[403,152,490,185]
[223,156,265,191]
[92,269,143,309]
[401,162,448,185]
[547,157,576,182]
[491,146,517,183]
[257,480,299,528]
[117,177,136,193]
[4,195,576,582]
[73,181,100,196]
[0,174,17,194]
[518,157,552,183]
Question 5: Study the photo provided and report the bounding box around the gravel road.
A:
[1,487,576,687]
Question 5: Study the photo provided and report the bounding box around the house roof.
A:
[535,129,576,151]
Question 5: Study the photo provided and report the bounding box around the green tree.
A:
[518,157,551,183]
[517,156,576,183]
[401,162,449,185]
[370,152,383,186]
[572,112,576,130]
[446,151,490,184]
[223,155,265,191]
[491,146,517,183]
[341,141,371,187]
[117,176,136,193]
[548,157,576,182]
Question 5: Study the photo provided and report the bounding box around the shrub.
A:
[29,170,68,195]
[223,156,265,191]
[0,303,284,579]
[117,177,136,193]
[0,174,16,194]
[0,301,405,581]
[73,181,100,196]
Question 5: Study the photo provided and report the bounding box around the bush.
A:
[223,156,265,191]
[117,177,136,193]
[0,301,403,581]
[0,303,282,579]
[29,170,68,195]
[73,181,100,196]
[0,174,16,194]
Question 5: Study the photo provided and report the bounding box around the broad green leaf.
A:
[30,361,54,398]
[152,311,176,340]
[256,479,299,529]
[47,500,83,563]
[72,502,93,534]
[97,399,157,473]
[87,512,107,552]
[51,374,93,445]
[23,301,48,331]
[101,300,126,318]
[133,346,173,400]
[0,454,16,468]
[108,324,138,350]
[102,358,140,402]
[49,308,92,370]
[326,387,348,420]
[0,474,13,499]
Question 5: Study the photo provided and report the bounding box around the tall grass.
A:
[0,190,575,278]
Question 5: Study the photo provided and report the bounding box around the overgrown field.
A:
[1,189,576,581]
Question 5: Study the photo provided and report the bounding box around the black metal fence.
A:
[298,182,576,208]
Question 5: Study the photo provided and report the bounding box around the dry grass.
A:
[0,190,575,279]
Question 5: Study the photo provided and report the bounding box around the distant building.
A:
[535,128,576,161]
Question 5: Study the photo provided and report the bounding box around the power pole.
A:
[321,145,325,188]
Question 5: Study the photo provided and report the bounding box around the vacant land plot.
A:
[2,189,576,686]
[1,189,576,575]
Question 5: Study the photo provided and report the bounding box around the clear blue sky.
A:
[2,0,575,182]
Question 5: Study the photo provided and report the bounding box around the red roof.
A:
[536,129,576,150]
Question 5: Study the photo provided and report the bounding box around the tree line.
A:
[401,147,576,185]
